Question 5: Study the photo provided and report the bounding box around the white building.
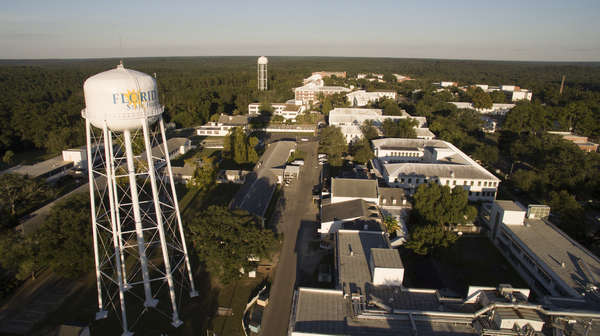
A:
[510,90,533,101]
[451,102,516,116]
[330,178,379,205]
[328,108,427,143]
[393,74,412,82]
[346,90,397,107]
[302,73,324,86]
[371,138,500,201]
[196,114,249,136]
[294,83,350,105]
[2,148,90,182]
[483,200,600,303]
[248,102,305,120]
[440,81,458,87]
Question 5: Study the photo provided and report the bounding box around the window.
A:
[470,181,474,186]
[408,178,412,183]
[463,180,467,185]
[416,178,420,184]
[446,180,450,185]
[469,191,472,196]
[476,192,480,196]
[400,178,404,183]
[478,181,481,186]
[453,180,456,185]
[484,181,488,187]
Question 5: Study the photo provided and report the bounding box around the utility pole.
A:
[559,75,566,95]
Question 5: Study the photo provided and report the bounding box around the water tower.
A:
[82,63,197,335]
[258,56,268,91]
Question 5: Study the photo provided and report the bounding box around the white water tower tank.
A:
[83,64,163,131]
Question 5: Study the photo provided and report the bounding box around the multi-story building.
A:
[294,83,351,105]
[312,71,346,79]
[393,74,412,82]
[482,200,600,305]
[346,90,397,107]
[248,102,305,121]
[196,114,249,136]
[371,138,500,201]
[2,148,89,182]
[450,102,516,115]
[328,108,427,143]
[548,131,599,152]
[289,226,600,335]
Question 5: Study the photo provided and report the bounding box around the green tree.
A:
[472,144,499,165]
[511,169,538,192]
[189,156,216,191]
[0,174,55,218]
[247,136,259,163]
[321,97,333,116]
[36,193,93,278]
[0,230,40,280]
[469,87,493,109]
[351,137,374,164]
[548,190,588,240]
[490,90,506,103]
[319,126,347,166]
[381,119,417,138]
[413,183,477,228]
[404,224,458,256]
[381,99,403,116]
[188,205,277,284]
[2,150,14,164]
[360,120,379,140]
[383,216,400,235]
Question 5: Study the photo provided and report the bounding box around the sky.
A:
[1,0,599,61]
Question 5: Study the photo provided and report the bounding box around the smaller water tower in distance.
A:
[82,63,197,335]
[258,56,268,91]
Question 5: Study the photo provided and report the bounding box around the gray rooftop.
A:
[378,187,406,206]
[371,248,403,269]
[321,199,375,223]
[3,156,72,179]
[383,163,498,181]
[331,178,378,199]
[231,141,296,218]
[293,288,346,335]
[217,114,249,126]
[496,200,524,212]
[337,230,389,294]
[503,217,600,298]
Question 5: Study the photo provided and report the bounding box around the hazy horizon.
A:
[2,0,599,62]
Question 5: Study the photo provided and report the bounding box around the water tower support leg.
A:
[123,129,157,308]
[141,119,182,326]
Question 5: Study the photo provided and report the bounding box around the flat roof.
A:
[495,200,524,212]
[321,198,370,223]
[383,163,498,181]
[504,217,600,297]
[331,178,378,199]
[371,248,403,269]
[2,155,72,178]
[337,230,389,294]
[217,114,248,125]
[293,288,346,335]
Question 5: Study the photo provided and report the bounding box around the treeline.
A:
[3,57,600,158]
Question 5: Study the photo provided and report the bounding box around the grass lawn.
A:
[209,276,266,336]
[400,236,527,296]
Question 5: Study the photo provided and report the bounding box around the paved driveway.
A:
[259,140,320,336]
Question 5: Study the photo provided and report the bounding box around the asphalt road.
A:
[259,140,320,336]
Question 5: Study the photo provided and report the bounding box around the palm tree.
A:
[383,216,399,235]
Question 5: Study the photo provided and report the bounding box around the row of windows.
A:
[446,179,497,187]
[388,152,421,157]
[469,191,495,197]
[394,176,498,188]
[500,229,554,287]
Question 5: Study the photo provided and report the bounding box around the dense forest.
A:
[2,57,600,159]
